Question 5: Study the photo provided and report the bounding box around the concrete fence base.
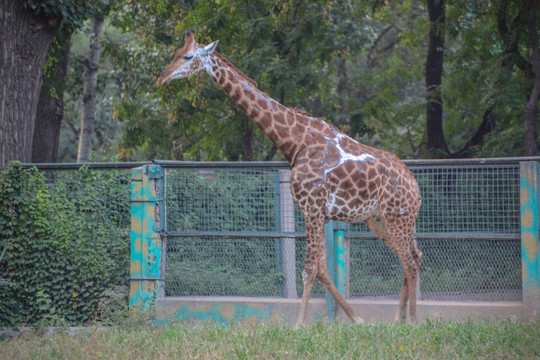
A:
[155,297,523,325]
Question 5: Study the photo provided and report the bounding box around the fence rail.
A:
[20,157,540,322]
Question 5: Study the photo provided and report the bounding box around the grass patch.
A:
[1,318,539,359]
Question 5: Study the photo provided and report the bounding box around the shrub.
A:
[0,162,130,326]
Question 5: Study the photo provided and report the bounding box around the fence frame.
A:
[18,158,538,323]
[25,158,533,323]
[121,157,540,323]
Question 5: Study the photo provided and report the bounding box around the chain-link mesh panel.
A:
[414,164,521,234]
[165,236,285,297]
[349,238,402,298]
[163,162,523,301]
[166,168,281,233]
[164,167,305,297]
[165,234,331,298]
[348,237,522,301]
[419,238,522,301]
[348,163,522,301]
[349,164,521,234]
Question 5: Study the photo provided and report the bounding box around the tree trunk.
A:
[242,115,254,161]
[77,14,104,163]
[425,0,448,157]
[336,58,348,127]
[32,29,72,163]
[0,0,60,170]
[524,0,539,156]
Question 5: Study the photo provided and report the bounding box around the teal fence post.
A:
[325,221,348,322]
[334,222,347,299]
[325,220,336,321]
[520,161,540,319]
[129,164,165,311]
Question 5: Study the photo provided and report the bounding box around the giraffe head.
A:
[157,30,218,86]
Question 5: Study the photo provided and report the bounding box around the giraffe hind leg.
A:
[396,275,409,321]
[365,211,421,322]
[406,242,422,321]
[365,212,409,319]
[395,238,422,322]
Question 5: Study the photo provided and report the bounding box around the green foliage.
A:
[49,0,539,161]
[0,163,130,326]
[441,0,535,157]
[22,0,110,28]
[51,0,540,161]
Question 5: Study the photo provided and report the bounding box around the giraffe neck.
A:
[205,52,309,164]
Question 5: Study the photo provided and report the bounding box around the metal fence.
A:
[20,159,529,305]
[348,162,522,301]
[161,159,523,302]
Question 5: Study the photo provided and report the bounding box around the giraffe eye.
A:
[184,54,194,60]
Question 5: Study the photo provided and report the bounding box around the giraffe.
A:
[157,31,423,324]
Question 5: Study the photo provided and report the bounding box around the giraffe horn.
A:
[185,30,195,45]
[199,40,219,56]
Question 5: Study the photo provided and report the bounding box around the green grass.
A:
[1,318,539,359]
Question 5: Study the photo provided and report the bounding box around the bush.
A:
[0,162,130,326]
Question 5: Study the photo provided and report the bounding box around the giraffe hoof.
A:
[353,316,364,324]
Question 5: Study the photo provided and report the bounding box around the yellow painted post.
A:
[520,161,540,319]
[129,165,165,311]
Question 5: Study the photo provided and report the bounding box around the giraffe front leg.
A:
[296,263,317,325]
[296,206,362,325]
[317,261,363,323]
[296,205,326,326]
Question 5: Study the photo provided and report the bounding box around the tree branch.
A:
[496,0,534,76]
[453,107,496,158]
[264,144,278,161]
[367,25,397,69]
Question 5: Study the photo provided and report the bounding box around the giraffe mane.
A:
[214,52,259,89]
[291,107,308,116]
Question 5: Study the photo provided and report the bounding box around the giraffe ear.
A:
[199,40,219,56]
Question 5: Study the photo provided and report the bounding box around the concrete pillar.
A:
[129,164,165,310]
[279,170,297,298]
